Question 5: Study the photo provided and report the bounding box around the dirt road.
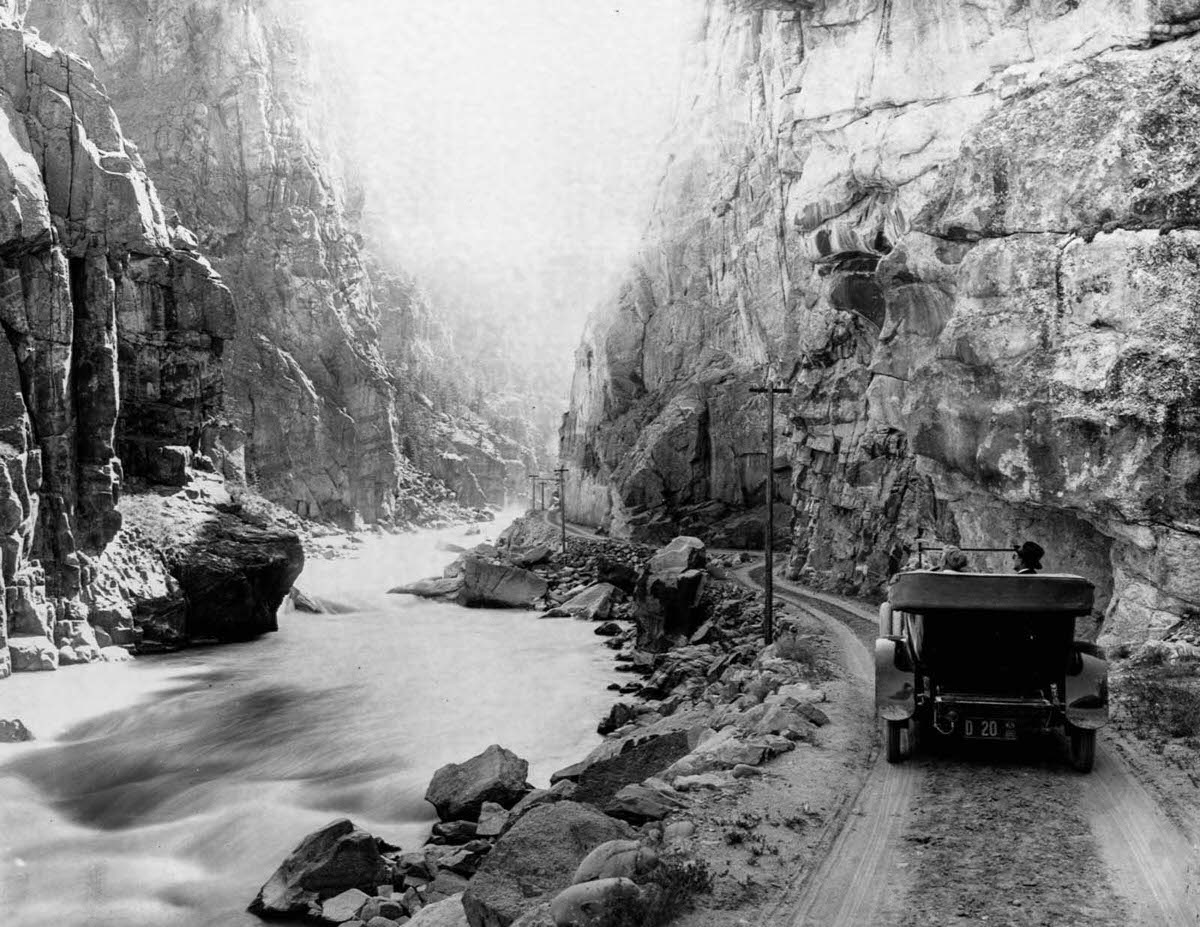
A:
[758,573,1200,927]
[551,518,1199,924]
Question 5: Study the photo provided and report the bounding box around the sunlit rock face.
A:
[28,0,529,525]
[562,0,1200,642]
[0,8,234,674]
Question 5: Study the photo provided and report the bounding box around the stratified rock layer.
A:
[561,0,1200,643]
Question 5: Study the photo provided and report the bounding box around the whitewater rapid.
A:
[0,516,614,927]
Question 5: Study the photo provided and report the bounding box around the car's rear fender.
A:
[876,637,915,721]
[1065,648,1108,730]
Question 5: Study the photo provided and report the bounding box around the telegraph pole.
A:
[539,480,547,510]
[527,474,539,513]
[554,467,569,553]
[750,378,790,645]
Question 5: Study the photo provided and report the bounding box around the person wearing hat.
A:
[1013,541,1044,574]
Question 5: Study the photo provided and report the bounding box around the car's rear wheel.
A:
[886,719,906,763]
[1068,725,1096,772]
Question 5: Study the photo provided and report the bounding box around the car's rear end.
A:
[876,571,1106,771]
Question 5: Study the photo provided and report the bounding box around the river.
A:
[0,516,614,926]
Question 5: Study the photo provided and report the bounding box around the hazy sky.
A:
[308,0,697,312]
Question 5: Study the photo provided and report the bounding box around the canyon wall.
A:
[28,0,537,526]
[0,0,248,675]
[562,0,1200,642]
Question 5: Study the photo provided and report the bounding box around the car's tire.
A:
[886,719,906,763]
[1068,725,1096,772]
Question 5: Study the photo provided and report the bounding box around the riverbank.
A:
[0,515,613,927]
[246,514,868,926]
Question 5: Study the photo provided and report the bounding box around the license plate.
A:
[963,718,1017,740]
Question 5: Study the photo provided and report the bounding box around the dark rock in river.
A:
[461,801,632,927]
[389,576,465,599]
[248,818,389,920]
[425,744,532,823]
[456,559,547,609]
[0,719,34,742]
[167,518,304,641]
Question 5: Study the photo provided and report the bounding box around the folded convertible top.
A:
[889,570,1095,615]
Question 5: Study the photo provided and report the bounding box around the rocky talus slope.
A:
[29,0,539,524]
[561,0,1200,643]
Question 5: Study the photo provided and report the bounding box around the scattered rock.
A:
[557,583,620,621]
[359,897,406,922]
[425,745,531,822]
[572,839,658,884]
[571,731,691,808]
[322,888,370,923]
[389,577,464,598]
[513,545,552,568]
[290,586,325,613]
[604,783,685,824]
[406,892,470,927]
[476,802,509,837]
[596,702,637,736]
[549,878,641,927]
[593,622,623,637]
[248,819,389,920]
[430,821,478,845]
[461,802,632,927]
[0,719,34,742]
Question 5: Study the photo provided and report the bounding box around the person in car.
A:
[1013,541,1044,574]
[939,546,969,571]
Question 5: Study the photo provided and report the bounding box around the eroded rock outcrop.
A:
[0,2,242,675]
[561,0,1200,643]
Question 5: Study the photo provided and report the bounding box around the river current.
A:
[0,516,613,926]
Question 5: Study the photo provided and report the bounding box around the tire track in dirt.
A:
[736,565,1199,927]
[1082,743,1200,926]
[733,565,918,927]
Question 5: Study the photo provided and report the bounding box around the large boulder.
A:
[456,558,548,609]
[113,500,305,647]
[425,745,531,823]
[557,583,619,621]
[512,545,552,568]
[168,518,304,640]
[648,536,706,574]
[569,731,691,808]
[248,818,390,920]
[634,537,709,651]
[461,802,633,927]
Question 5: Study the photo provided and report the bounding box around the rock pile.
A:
[255,525,831,926]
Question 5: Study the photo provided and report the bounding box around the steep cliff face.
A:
[29,0,535,526]
[0,0,240,675]
[562,0,1200,643]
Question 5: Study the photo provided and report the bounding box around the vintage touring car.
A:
[875,569,1108,772]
